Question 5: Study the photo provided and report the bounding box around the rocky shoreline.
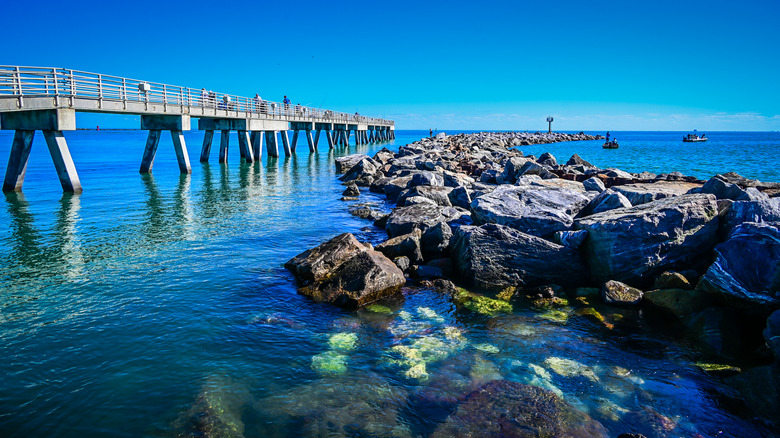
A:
[285,131,780,432]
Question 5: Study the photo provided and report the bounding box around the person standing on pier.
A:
[254,93,262,113]
[201,88,208,107]
[283,95,291,113]
[429,129,433,138]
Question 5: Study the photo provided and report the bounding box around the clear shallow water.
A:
[0,129,777,437]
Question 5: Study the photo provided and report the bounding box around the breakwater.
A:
[286,131,780,436]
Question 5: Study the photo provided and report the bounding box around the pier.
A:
[0,66,395,193]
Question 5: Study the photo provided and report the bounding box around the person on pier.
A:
[254,93,262,113]
[201,88,208,107]
[283,95,291,113]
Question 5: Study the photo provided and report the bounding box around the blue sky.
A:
[4,0,779,130]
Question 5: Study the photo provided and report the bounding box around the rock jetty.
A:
[285,131,780,425]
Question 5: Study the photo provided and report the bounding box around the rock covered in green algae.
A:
[537,308,572,324]
[255,374,411,437]
[694,362,742,377]
[544,357,600,382]
[328,332,358,352]
[431,380,608,437]
[311,350,349,375]
[365,303,393,314]
[472,343,500,354]
[455,289,513,316]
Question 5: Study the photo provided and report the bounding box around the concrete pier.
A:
[0,65,394,192]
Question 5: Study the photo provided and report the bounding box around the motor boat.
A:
[683,131,708,142]
[603,140,619,149]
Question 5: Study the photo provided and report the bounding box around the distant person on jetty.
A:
[430,129,433,138]
[283,95,291,113]
[200,88,208,106]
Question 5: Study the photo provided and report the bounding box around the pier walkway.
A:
[0,66,395,193]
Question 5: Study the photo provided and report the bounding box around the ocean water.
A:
[0,129,777,437]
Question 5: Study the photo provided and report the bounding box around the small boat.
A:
[603,140,619,149]
[683,131,708,142]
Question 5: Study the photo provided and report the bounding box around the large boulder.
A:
[383,176,414,202]
[644,288,707,318]
[335,154,370,173]
[410,171,445,187]
[451,224,588,290]
[721,198,780,236]
[397,185,454,207]
[698,175,768,201]
[285,233,405,307]
[385,204,470,238]
[575,194,719,284]
[566,153,594,167]
[612,181,702,206]
[471,185,590,237]
[431,380,607,438]
[578,188,632,217]
[339,158,381,184]
[375,230,423,264]
[699,222,780,310]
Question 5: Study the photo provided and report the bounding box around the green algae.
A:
[366,304,393,314]
[405,362,429,381]
[463,295,513,316]
[311,351,348,375]
[537,309,571,324]
[328,332,358,352]
[578,307,615,330]
[695,362,742,376]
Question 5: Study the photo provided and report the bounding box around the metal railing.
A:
[0,66,393,126]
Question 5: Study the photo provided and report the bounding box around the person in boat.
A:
[606,131,610,142]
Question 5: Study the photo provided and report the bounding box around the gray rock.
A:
[471,185,590,237]
[410,171,444,187]
[385,204,469,238]
[442,170,475,188]
[397,185,453,207]
[375,230,423,264]
[411,264,444,279]
[451,223,588,290]
[394,256,410,272]
[340,158,381,184]
[575,194,719,283]
[552,229,588,249]
[372,148,395,165]
[699,222,780,309]
[403,196,437,206]
[448,186,472,209]
[722,198,780,235]
[578,188,632,217]
[566,154,594,167]
[538,152,557,166]
[654,271,693,290]
[583,176,606,193]
[497,157,531,184]
[349,206,384,221]
[342,183,360,197]
[335,154,370,173]
[698,176,759,201]
[478,169,500,184]
[285,233,405,307]
[602,280,643,306]
[613,181,703,206]
[383,176,414,202]
[421,221,453,259]
[516,160,545,177]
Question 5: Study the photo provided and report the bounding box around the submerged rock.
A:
[431,380,607,438]
[643,288,707,317]
[602,280,643,307]
[174,374,248,438]
[452,224,588,290]
[575,194,719,284]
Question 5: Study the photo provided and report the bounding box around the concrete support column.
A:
[291,130,300,152]
[250,131,264,159]
[2,130,35,192]
[238,130,254,163]
[219,130,230,163]
[281,131,292,156]
[326,130,334,149]
[266,131,279,158]
[170,131,192,173]
[200,130,214,162]
[306,130,315,152]
[140,129,162,173]
[368,130,374,143]
[314,130,321,149]
[43,130,82,193]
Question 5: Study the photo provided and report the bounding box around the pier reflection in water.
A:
[0,130,773,437]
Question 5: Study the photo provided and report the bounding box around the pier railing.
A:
[0,66,393,126]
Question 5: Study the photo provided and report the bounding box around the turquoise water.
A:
[0,130,777,437]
